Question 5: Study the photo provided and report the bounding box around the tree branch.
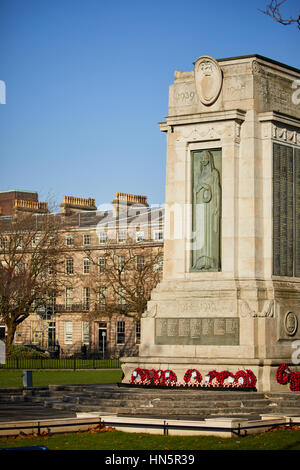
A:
[260,0,300,28]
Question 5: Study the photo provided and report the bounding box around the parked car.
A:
[23,344,51,357]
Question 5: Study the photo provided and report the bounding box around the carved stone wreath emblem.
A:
[284,311,298,336]
[194,56,223,106]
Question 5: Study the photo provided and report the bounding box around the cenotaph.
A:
[121,54,300,391]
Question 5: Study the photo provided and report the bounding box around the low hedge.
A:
[6,344,48,359]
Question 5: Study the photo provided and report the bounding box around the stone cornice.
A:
[159,109,246,132]
[258,111,300,129]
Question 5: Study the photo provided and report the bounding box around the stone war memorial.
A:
[121,54,300,392]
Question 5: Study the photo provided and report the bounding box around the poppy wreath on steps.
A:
[129,367,257,388]
[217,370,235,387]
[276,363,291,385]
[152,369,164,385]
[289,372,300,391]
[207,370,219,385]
[234,370,250,388]
[147,369,157,384]
[151,369,177,386]
[160,369,177,386]
[276,364,300,391]
[131,368,149,384]
[245,369,257,388]
[183,369,202,385]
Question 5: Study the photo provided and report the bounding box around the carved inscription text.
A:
[155,317,239,345]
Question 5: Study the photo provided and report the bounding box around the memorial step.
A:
[57,397,274,410]
[116,405,295,417]
[41,399,298,417]
[3,385,300,420]
[83,391,266,400]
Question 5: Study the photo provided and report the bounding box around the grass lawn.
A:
[0,369,122,388]
[0,427,300,450]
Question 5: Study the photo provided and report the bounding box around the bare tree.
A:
[260,0,300,29]
[0,211,67,350]
[84,240,163,321]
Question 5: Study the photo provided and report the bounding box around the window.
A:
[99,232,107,244]
[31,320,40,344]
[98,287,106,310]
[65,288,73,310]
[118,231,126,242]
[48,260,56,276]
[49,236,56,246]
[83,287,90,311]
[98,256,106,273]
[15,326,22,343]
[66,235,73,246]
[136,231,144,242]
[32,236,40,247]
[154,230,164,241]
[116,321,125,344]
[154,256,163,272]
[0,325,5,340]
[47,293,56,313]
[16,259,24,272]
[47,322,56,347]
[118,256,125,273]
[136,285,143,297]
[16,237,23,249]
[83,234,91,245]
[135,321,141,344]
[136,255,144,271]
[0,237,8,250]
[82,321,90,345]
[65,257,74,274]
[98,323,107,353]
[118,287,126,308]
[83,257,90,274]
[64,321,73,344]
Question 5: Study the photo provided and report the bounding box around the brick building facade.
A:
[0,191,164,358]
[0,190,48,216]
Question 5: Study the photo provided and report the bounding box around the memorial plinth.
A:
[121,54,300,391]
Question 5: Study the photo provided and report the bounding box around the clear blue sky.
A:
[0,0,299,208]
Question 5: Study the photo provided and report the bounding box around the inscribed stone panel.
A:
[155,318,239,345]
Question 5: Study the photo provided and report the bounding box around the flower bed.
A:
[276,363,300,391]
[125,368,257,390]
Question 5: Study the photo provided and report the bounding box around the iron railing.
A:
[0,418,298,438]
[0,356,120,370]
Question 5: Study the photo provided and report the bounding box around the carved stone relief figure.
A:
[191,149,221,271]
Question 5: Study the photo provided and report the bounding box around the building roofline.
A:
[0,190,38,194]
[215,54,300,74]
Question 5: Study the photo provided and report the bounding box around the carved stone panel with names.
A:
[155,317,239,345]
